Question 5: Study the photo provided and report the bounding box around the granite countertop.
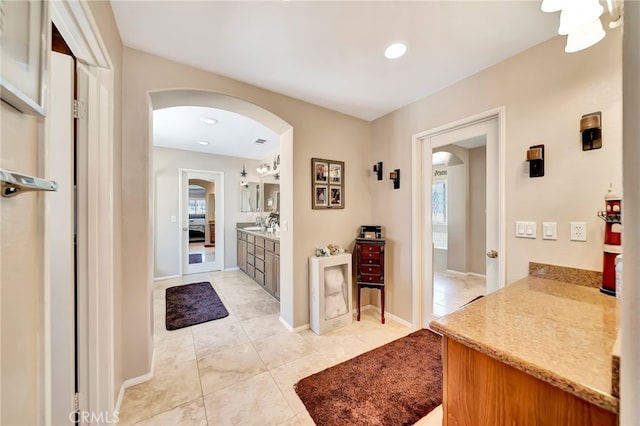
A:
[236,226,280,241]
[430,276,619,413]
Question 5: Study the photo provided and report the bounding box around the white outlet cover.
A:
[570,222,587,242]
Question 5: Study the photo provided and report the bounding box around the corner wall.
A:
[122,47,371,378]
[371,31,622,322]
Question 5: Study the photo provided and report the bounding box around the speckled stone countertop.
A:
[236,227,280,241]
[430,277,620,413]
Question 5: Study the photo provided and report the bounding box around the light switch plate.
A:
[515,221,536,239]
[542,222,557,240]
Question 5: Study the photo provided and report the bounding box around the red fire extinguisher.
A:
[598,185,622,296]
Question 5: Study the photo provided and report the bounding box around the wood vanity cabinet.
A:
[442,337,617,426]
[237,231,247,272]
[237,229,279,301]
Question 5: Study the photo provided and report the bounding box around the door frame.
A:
[179,168,225,275]
[411,107,506,329]
[49,1,115,422]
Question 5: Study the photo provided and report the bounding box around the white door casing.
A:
[180,169,225,274]
[52,1,115,422]
[411,108,506,328]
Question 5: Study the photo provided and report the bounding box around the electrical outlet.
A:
[570,222,587,241]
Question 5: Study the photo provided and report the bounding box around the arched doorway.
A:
[148,90,296,327]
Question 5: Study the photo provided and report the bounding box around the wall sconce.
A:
[526,144,544,178]
[389,169,400,189]
[580,111,602,151]
[240,164,247,178]
[372,162,383,180]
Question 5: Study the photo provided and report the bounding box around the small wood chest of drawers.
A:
[355,238,386,324]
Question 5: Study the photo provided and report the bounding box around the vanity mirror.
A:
[240,182,260,212]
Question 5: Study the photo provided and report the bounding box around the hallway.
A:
[118,270,442,425]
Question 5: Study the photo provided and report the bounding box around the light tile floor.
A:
[117,270,444,425]
[189,243,216,264]
[433,270,485,317]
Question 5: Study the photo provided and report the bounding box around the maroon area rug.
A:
[295,329,442,426]
[165,282,228,330]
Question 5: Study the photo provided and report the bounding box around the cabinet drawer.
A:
[359,273,383,284]
[247,265,255,277]
[361,244,382,254]
[248,244,255,255]
[360,264,381,275]
[247,254,255,266]
[237,231,244,241]
[255,237,265,248]
[255,247,265,260]
[255,258,265,273]
[275,242,280,255]
[360,252,381,263]
[247,234,255,244]
[255,271,265,286]
[264,240,275,252]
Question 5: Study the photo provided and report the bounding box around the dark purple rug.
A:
[189,253,203,264]
[294,329,442,426]
[165,282,228,330]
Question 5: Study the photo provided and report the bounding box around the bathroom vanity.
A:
[237,227,280,300]
[430,277,619,426]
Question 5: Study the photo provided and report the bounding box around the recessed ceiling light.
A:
[198,140,210,146]
[200,117,218,125]
[384,42,407,59]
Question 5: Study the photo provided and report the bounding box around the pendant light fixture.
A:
[541,0,623,53]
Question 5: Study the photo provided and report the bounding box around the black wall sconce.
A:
[580,111,602,151]
[372,162,383,180]
[390,169,400,189]
[526,144,544,178]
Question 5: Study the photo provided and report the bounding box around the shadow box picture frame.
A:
[312,158,344,209]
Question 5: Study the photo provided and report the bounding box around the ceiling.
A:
[112,1,560,157]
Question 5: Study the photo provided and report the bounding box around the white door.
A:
[415,113,505,327]
[45,51,77,425]
[181,169,224,274]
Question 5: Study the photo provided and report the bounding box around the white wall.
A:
[154,147,262,277]
[371,31,622,322]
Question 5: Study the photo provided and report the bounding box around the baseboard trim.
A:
[154,274,181,281]
[279,316,309,333]
[361,305,414,329]
[443,269,486,279]
[114,349,155,414]
[224,267,240,272]
[467,272,486,278]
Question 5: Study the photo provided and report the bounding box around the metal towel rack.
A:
[1,168,58,198]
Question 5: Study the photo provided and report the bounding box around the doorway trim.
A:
[49,0,115,423]
[411,107,506,329]
[179,168,225,275]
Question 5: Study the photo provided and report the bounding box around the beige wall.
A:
[154,147,262,277]
[469,146,487,275]
[123,47,371,377]
[371,31,622,322]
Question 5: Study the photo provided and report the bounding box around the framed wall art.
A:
[312,158,344,209]
[0,0,49,116]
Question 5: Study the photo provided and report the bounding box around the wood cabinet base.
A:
[443,338,617,426]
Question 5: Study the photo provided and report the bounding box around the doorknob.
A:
[486,250,498,258]
[183,227,188,231]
